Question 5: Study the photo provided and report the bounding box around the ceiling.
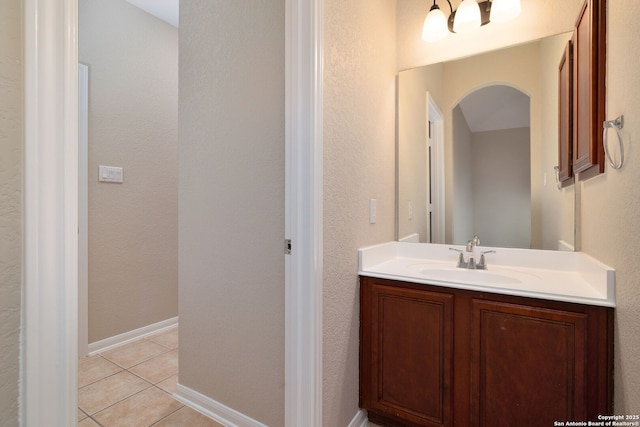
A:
[126,0,179,27]
[457,85,530,133]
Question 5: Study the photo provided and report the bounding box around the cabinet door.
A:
[361,279,454,427]
[470,299,587,426]
[572,0,606,177]
[558,39,574,187]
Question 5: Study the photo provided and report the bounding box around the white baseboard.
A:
[174,384,269,427]
[348,409,368,427]
[87,316,178,355]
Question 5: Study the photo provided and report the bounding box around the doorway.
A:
[22,0,323,425]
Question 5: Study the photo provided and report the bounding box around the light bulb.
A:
[490,0,521,23]
[453,0,481,33]
[422,7,449,42]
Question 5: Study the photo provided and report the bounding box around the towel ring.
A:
[603,115,624,170]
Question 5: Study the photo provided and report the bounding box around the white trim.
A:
[174,384,268,427]
[284,0,324,425]
[22,0,79,425]
[78,63,89,358]
[347,409,369,427]
[87,317,178,356]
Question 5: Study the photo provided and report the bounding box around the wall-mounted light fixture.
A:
[422,0,521,42]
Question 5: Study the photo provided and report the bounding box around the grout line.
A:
[79,332,182,426]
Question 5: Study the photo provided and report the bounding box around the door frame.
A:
[21,0,323,425]
[78,63,89,358]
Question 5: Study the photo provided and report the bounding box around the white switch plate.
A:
[369,199,377,224]
[99,165,124,183]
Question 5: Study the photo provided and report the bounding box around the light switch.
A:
[98,165,124,183]
[369,199,377,224]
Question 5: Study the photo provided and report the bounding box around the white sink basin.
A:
[406,263,540,286]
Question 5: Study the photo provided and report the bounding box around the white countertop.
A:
[358,242,615,307]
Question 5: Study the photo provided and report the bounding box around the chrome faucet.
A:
[450,236,495,270]
[465,236,480,269]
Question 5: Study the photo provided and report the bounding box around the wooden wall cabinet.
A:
[359,276,614,427]
[561,0,607,180]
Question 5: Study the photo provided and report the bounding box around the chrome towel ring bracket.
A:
[603,115,625,170]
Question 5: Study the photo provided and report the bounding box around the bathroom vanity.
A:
[359,242,614,427]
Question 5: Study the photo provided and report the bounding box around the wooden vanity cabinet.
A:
[360,276,614,427]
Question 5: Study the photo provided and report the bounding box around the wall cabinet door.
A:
[572,0,606,177]
[360,279,454,427]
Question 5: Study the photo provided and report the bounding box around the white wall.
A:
[451,105,474,244]
[79,0,179,342]
[471,128,531,248]
[0,0,21,424]
[178,1,285,425]
[323,0,397,424]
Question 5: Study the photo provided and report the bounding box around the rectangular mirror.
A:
[397,32,575,250]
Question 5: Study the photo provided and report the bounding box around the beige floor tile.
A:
[78,408,88,421]
[79,354,123,387]
[152,405,224,427]
[79,370,151,415]
[156,374,179,395]
[129,350,178,384]
[101,339,170,368]
[93,386,183,427]
[78,417,101,427]
[147,328,178,350]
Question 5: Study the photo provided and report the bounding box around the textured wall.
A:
[0,0,21,425]
[178,1,285,425]
[323,0,397,425]
[79,0,179,342]
[580,0,640,413]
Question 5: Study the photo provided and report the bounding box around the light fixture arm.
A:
[431,0,453,15]
[449,0,492,32]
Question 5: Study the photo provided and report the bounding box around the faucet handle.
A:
[478,250,496,270]
[449,248,466,268]
[473,235,480,246]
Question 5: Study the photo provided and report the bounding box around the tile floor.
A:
[78,327,223,427]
